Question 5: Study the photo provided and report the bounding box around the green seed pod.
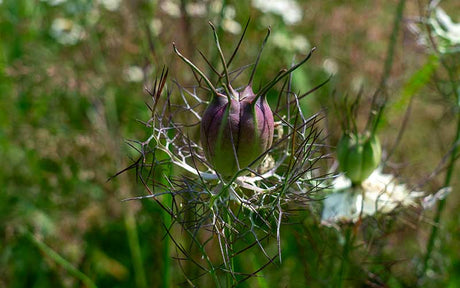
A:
[201,86,274,177]
[337,133,382,185]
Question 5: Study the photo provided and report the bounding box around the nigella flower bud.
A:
[337,132,382,185]
[201,86,274,177]
[173,22,314,177]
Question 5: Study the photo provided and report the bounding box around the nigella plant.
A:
[118,21,329,285]
[321,91,423,226]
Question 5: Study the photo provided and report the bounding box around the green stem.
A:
[173,43,218,95]
[248,27,271,86]
[161,194,172,288]
[422,99,460,275]
[184,225,221,287]
[24,229,97,288]
[337,226,353,288]
[209,0,227,83]
[379,0,406,89]
[249,254,269,288]
[226,208,235,287]
[367,0,406,133]
[179,0,195,59]
[209,22,231,91]
[421,14,460,272]
[124,208,148,288]
[256,48,316,101]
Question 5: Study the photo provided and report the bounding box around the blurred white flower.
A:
[322,58,339,75]
[224,5,236,19]
[186,2,207,17]
[321,169,423,226]
[252,0,302,25]
[411,6,460,54]
[272,32,310,53]
[161,0,181,18]
[431,8,460,45]
[221,5,241,34]
[351,75,365,93]
[41,0,67,6]
[422,186,451,209]
[50,18,85,45]
[149,19,162,37]
[87,8,101,26]
[407,23,428,47]
[99,0,122,11]
[272,32,291,50]
[292,35,310,52]
[222,19,241,35]
[124,66,144,83]
[210,0,222,15]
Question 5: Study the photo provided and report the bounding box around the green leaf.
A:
[393,54,439,112]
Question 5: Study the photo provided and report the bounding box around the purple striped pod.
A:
[201,85,274,178]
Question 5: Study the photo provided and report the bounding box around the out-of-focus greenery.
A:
[1,0,459,287]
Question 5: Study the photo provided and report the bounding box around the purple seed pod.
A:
[201,85,274,177]
[173,22,314,178]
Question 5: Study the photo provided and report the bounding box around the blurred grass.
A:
[1,0,459,287]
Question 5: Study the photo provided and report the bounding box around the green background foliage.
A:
[1,0,459,287]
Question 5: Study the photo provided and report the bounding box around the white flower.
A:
[222,19,241,35]
[41,0,67,6]
[123,66,144,82]
[87,8,101,26]
[252,0,302,25]
[210,0,222,15]
[99,0,122,11]
[161,0,181,18]
[224,5,236,19]
[150,19,162,37]
[50,18,85,45]
[322,58,339,75]
[271,31,290,50]
[411,6,460,53]
[321,169,423,226]
[221,6,241,35]
[186,2,207,17]
[292,35,310,52]
[422,186,451,209]
[431,8,460,45]
[271,32,310,52]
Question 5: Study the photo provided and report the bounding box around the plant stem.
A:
[422,92,460,275]
[337,226,353,288]
[161,193,172,288]
[173,43,218,95]
[183,225,221,287]
[24,229,98,288]
[249,254,269,288]
[256,48,316,100]
[124,206,148,288]
[226,209,235,287]
[379,0,406,89]
[208,0,227,83]
[179,0,195,59]
[248,27,271,86]
[367,0,406,133]
[420,7,460,270]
